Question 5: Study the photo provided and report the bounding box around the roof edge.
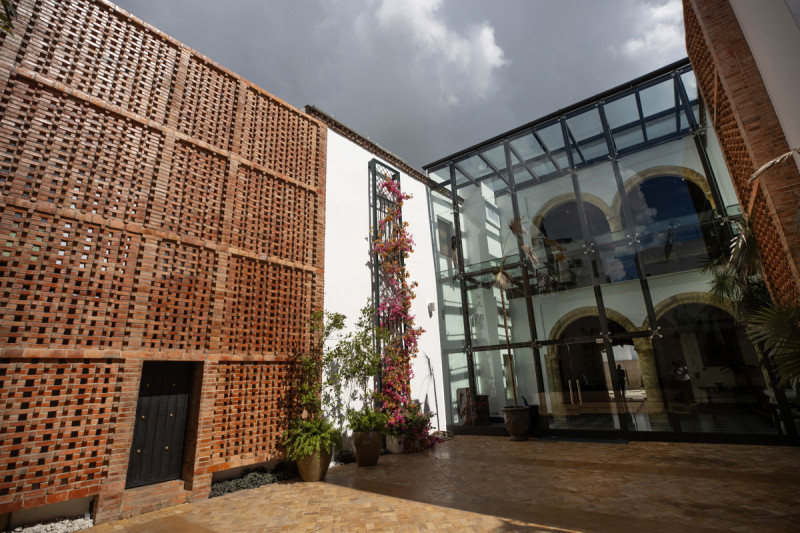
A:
[304,106,437,188]
[423,57,692,170]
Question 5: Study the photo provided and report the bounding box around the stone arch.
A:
[548,306,637,342]
[531,192,618,233]
[610,165,715,219]
[643,291,735,330]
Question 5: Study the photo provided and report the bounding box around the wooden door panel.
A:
[126,362,193,488]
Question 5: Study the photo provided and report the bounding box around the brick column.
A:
[684,0,800,303]
[94,359,142,524]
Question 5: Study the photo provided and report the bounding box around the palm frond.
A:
[508,217,526,237]
[520,244,539,266]
[749,148,800,182]
[728,220,761,281]
[495,269,512,290]
[748,304,800,384]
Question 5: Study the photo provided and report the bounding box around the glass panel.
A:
[611,335,665,432]
[516,173,579,294]
[702,109,740,211]
[603,94,640,129]
[612,125,645,152]
[680,71,698,102]
[458,172,514,269]
[617,136,725,277]
[512,164,535,188]
[428,165,450,185]
[510,132,559,180]
[457,153,497,182]
[430,187,466,352]
[454,166,474,188]
[576,137,610,163]
[566,107,603,141]
[512,347,540,408]
[639,79,676,118]
[547,339,618,431]
[679,70,700,122]
[447,351,470,425]
[474,347,540,419]
[655,303,775,435]
[474,350,507,418]
[537,123,565,152]
[645,113,678,140]
[430,189,456,276]
[465,262,531,348]
[482,145,508,173]
[509,131,545,161]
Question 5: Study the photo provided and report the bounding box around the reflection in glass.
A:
[429,63,785,440]
[657,304,774,434]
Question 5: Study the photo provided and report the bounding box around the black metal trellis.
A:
[369,158,403,394]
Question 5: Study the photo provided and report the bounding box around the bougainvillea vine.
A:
[372,175,437,450]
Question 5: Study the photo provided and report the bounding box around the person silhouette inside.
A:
[616,364,628,399]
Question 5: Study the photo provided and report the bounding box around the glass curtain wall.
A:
[427,63,793,440]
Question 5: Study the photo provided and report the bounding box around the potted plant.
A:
[497,219,532,441]
[347,406,388,466]
[386,403,434,453]
[284,417,341,481]
[283,311,344,481]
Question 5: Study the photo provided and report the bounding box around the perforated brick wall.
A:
[0,0,326,522]
[0,359,125,508]
[684,0,800,304]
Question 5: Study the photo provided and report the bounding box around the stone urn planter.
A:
[353,431,382,466]
[386,434,403,453]
[502,406,530,441]
[296,446,332,482]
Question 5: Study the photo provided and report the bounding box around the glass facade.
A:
[426,62,794,441]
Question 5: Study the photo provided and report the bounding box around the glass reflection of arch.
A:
[655,302,765,411]
[555,316,632,405]
[622,173,722,276]
[536,201,611,288]
[611,166,715,217]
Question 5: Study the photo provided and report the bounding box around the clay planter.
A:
[296,446,333,481]
[353,431,382,466]
[502,406,530,441]
[386,434,403,453]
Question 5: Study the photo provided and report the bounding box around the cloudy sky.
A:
[114,0,687,169]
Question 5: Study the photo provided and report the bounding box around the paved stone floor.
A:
[88,436,800,532]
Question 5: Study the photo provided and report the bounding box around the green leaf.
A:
[748,304,800,384]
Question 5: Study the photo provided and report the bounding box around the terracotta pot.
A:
[353,431,382,466]
[386,434,403,453]
[502,406,530,441]
[296,446,332,481]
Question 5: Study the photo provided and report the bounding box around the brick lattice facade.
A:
[684,0,800,303]
[0,0,326,522]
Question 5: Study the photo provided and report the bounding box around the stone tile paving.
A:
[88,436,800,532]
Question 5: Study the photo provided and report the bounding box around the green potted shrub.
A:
[284,311,344,482]
[284,418,341,481]
[346,407,388,466]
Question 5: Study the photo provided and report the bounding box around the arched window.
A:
[625,176,721,275]
[538,201,611,288]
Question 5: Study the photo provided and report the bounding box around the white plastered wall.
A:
[323,129,445,430]
[730,0,800,171]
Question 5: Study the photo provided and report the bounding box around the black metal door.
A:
[126,362,193,488]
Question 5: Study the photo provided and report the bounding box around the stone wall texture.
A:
[0,0,326,522]
[684,0,800,304]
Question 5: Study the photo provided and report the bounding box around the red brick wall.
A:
[0,0,326,521]
[684,0,800,303]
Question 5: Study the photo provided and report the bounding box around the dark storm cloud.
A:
[113,0,685,169]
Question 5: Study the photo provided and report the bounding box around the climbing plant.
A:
[371,174,431,446]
